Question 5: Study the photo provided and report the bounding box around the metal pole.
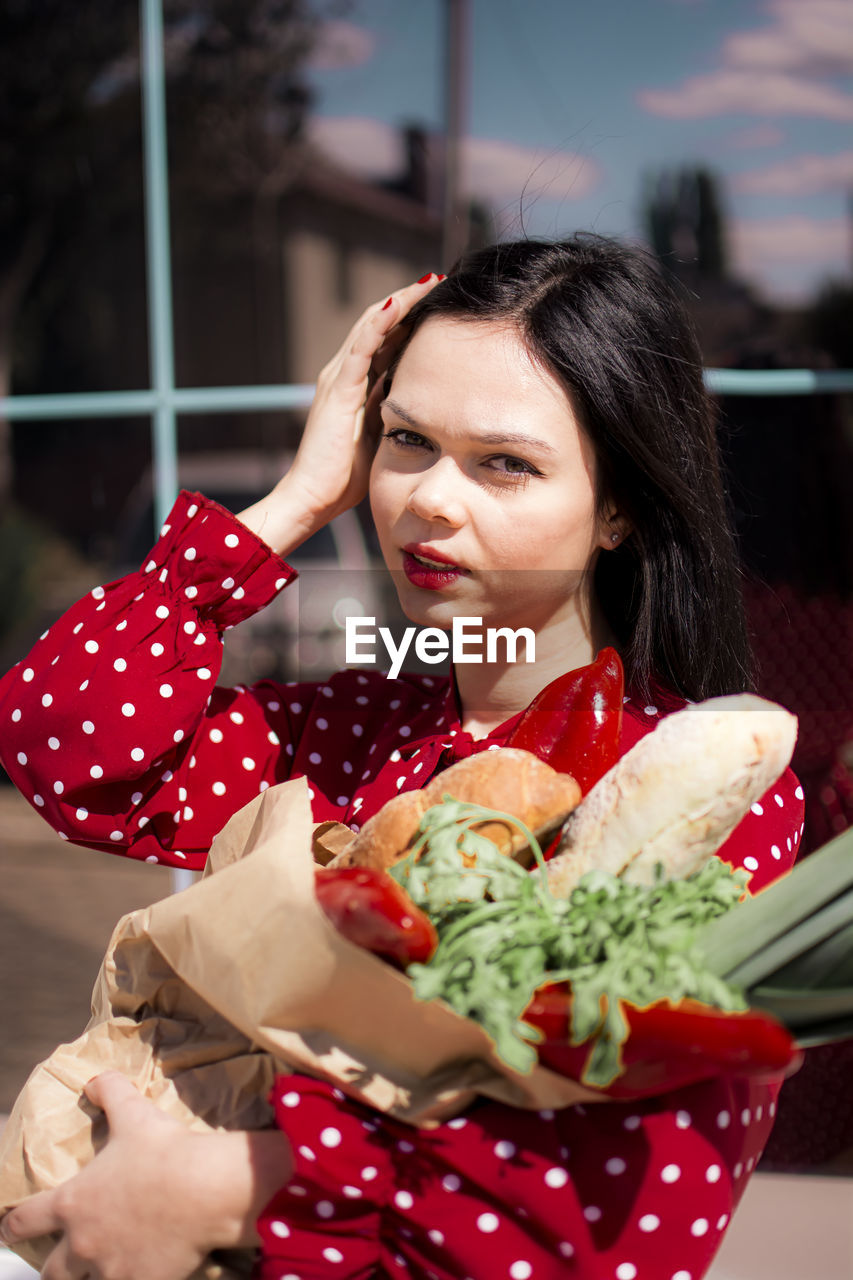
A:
[442,0,471,269]
[140,0,193,893]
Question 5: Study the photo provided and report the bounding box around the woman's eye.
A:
[383,428,428,450]
[488,455,536,477]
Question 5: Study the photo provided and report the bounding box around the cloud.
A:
[730,214,849,265]
[638,70,853,120]
[307,117,603,203]
[306,20,377,71]
[724,0,853,77]
[639,0,853,121]
[733,150,853,195]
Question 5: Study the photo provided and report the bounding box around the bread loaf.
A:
[334,748,581,871]
[546,694,797,898]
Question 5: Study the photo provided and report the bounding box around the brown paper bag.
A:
[0,777,591,1275]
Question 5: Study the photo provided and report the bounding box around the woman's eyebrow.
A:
[381,398,558,454]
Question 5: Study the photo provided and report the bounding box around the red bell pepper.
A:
[506,647,624,797]
[314,866,438,969]
[523,981,800,1099]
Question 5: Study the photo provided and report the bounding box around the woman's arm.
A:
[0,1073,292,1280]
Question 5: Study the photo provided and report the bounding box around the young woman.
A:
[0,235,803,1280]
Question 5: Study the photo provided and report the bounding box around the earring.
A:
[610,531,620,544]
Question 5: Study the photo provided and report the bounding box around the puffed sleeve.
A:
[0,491,323,869]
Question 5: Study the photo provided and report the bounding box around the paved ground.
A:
[0,786,173,1113]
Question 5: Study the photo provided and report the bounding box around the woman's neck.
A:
[457,594,615,739]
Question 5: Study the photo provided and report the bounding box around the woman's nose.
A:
[405,460,466,527]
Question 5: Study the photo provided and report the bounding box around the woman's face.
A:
[369,316,615,637]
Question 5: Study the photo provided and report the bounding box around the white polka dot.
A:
[396,776,407,790]
[751,802,764,816]
[76,807,88,821]
[230,711,244,724]
[121,702,136,717]
[743,855,759,871]
[33,794,44,807]
[232,586,245,600]
[442,1174,461,1192]
[212,781,226,796]
[268,730,280,745]
[267,700,280,711]
[706,1164,722,1183]
[644,704,658,715]
[774,793,784,807]
[316,1201,335,1219]
[22,667,34,682]
[183,547,197,561]
[210,728,223,743]
[691,1218,709,1237]
[717,1213,729,1230]
[297,1145,316,1161]
[185,586,198,599]
[320,1127,342,1148]
[639,1214,660,1232]
[447,1117,467,1129]
[90,765,103,779]
[343,761,353,774]
[11,708,21,722]
[494,1140,516,1159]
[544,1167,568,1188]
[241,757,256,771]
[79,680,88,691]
[583,1206,602,1222]
[509,1264,533,1280]
[356,695,368,705]
[322,1248,344,1264]
[131,747,145,762]
[316,717,328,730]
[672,1272,692,1280]
[53,780,64,794]
[675,1109,692,1129]
[741,1108,751,1125]
[661,1163,681,1183]
[794,785,804,800]
[131,792,143,805]
[342,1185,362,1198]
[558,1243,575,1258]
[771,844,782,860]
[151,642,165,657]
[394,1191,414,1210]
[399,725,411,737]
[623,1115,641,1131]
[716,1110,731,1129]
[16,752,27,766]
[734,1161,744,1178]
[309,752,322,765]
[109,830,122,841]
[275,578,287,591]
[155,605,169,620]
[321,686,334,697]
[269,1220,290,1238]
[428,1229,444,1245]
[413,762,423,774]
[221,577,235,591]
[159,683,173,698]
[616,1266,638,1280]
[361,1166,378,1181]
[352,724,363,736]
[477,1212,499,1233]
[197,667,212,681]
[224,533,240,548]
[281,1091,300,1107]
[41,693,53,707]
[756,1104,763,1121]
[290,702,302,714]
[606,1157,627,1175]
[84,639,99,654]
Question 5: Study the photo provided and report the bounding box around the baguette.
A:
[546,694,797,898]
[335,748,581,871]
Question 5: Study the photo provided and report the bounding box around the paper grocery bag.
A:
[0,777,592,1275]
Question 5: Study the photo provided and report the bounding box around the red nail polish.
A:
[382,297,393,310]
[417,273,434,284]
[437,273,447,281]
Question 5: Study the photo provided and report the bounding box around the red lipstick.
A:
[402,544,468,590]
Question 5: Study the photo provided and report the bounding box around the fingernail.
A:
[381,297,393,311]
[437,273,447,281]
[417,273,434,284]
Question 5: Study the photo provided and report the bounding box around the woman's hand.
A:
[238,273,442,555]
[0,1072,292,1280]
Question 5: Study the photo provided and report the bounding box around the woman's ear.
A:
[598,510,632,551]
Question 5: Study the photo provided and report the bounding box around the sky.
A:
[302,0,853,305]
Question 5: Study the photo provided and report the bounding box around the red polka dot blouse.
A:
[0,490,805,1280]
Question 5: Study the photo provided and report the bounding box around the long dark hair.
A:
[398,234,753,701]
